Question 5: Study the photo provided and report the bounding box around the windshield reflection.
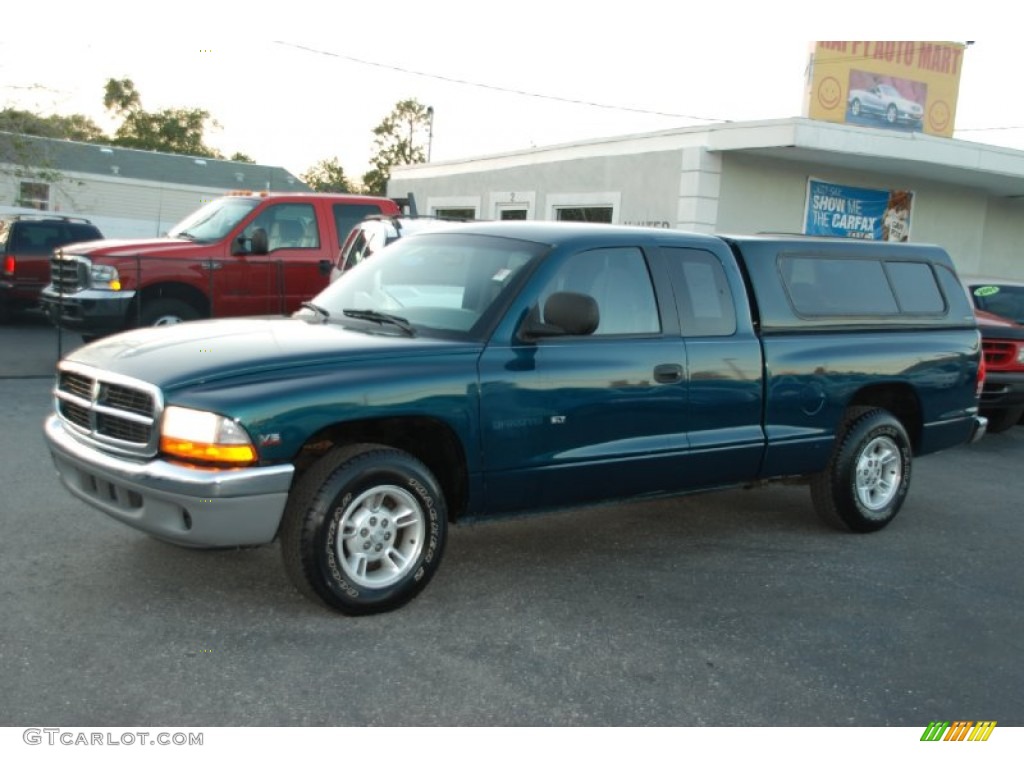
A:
[305,233,546,338]
[168,197,260,242]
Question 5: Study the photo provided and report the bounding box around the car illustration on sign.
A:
[848,83,923,126]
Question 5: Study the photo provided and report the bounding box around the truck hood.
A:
[59,237,204,257]
[65,317,482,390]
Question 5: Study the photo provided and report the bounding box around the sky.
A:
[1,2,1017,181]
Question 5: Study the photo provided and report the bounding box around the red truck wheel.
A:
[138,298,201,327]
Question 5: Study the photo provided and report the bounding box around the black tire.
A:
[983,406,1024,434]
[811,408,912,533]
[886,104,897,123]
[280,444,448,615]
[850,99,861,117]
[137,298,201,327]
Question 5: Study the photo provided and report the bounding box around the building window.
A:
[555,206,613,223]
[18,182,50,211]
[499,208,528,220]
[435,208,475,220]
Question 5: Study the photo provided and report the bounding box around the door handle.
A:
[654,363,683,383]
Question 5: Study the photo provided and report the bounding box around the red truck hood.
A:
[59,237,206,257]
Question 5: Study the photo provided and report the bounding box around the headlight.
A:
[160,406,257,465]
[89,264,121,291]
[1017,345,1024,365]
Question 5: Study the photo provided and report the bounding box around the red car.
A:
[0,215,104,322]
[40,192,400,339]
[973,308,1024,433]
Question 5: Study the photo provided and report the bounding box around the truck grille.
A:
[54,363,163,457]
[982,339,1015,368]
[50,252,88,293]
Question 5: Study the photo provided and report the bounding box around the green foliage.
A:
[303,156,352,192]
[0,108,106,142]
[229,151,255,163]
[362,98,431,195]
[102,77,223,158]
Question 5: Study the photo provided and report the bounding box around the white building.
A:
[1,132,307,238]
[389,117,1024,279]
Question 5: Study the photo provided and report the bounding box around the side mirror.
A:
[250,227,269,255]
[521,292,599,339]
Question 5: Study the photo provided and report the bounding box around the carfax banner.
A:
[804,179,913,241]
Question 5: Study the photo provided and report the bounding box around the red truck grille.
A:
[982,339,1019,368]
[49,253,87,293]
[54,363,162,457]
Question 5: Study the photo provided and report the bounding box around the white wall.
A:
[1,169,236,239]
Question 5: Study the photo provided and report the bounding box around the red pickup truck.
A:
[40,191,400,338]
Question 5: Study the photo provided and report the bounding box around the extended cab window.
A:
[663,247,736,336]
[334,204,389,244]
[539,247,659,335]
[781,255,946,317]
[782,256,899,316]
[885,261,945,313]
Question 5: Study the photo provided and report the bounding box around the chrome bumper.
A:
[45,414,294,547]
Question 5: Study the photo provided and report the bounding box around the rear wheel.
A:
[886,104,898,123]
[280,444,447,615]
[811,408,912,532]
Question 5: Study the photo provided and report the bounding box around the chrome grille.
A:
[53,362,163,457]
[49,252,87,293]
[101,383,154,416]
[59,371,93,400]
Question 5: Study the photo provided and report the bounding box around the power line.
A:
[273,41,729,123]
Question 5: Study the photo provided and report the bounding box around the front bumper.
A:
[39,288,135,335]
[979,372,1024,409]
[45,414,294,547]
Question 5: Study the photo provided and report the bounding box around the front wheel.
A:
[850,99,862,117]
[137,298,201,327]
[886,104,898,123]
[811,408,912,532]
[280,444,448,615]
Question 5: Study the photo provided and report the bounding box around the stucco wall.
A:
[715,152,1018,276]
[393,150,683,227]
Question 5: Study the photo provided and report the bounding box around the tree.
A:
[102,77,223,158]
[362,98,431,195]
[0,108,106,143]
[229,151,255,164]
[302,156,352,192]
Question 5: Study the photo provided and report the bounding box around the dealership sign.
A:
[804,179,913,241]
[805,41,966,137]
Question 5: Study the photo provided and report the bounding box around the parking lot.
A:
[1,311,1022,727]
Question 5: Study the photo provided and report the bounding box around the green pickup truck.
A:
[44,222,986,614]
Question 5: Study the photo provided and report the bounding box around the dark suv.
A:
[0,215,104,321]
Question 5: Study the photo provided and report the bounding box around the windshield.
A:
[167,197,261,242]
[305,232,546,338]
[970,283,1024,324]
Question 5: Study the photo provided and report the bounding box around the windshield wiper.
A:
[175,231,198,241]
[300,301,331,322]
[342,309,416,336]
